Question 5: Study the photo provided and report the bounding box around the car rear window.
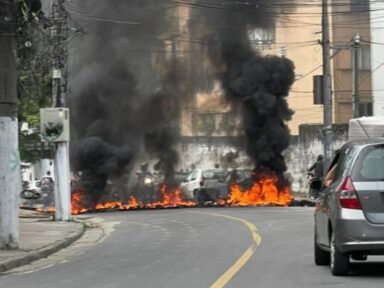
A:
[224,170,253,182]
[202,170,226,180]
[352,145,384,181]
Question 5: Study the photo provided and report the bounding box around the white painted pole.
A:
[0,118,20,248]
[54,142,71,221]
[0,11,20,249]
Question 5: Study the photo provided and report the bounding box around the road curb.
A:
[0,222,86,273]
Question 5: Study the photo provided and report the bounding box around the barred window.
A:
[350,0,369,12]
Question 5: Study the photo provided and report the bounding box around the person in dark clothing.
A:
[308,155,324,179]
[40,171,54,206]
[307,155,324,199]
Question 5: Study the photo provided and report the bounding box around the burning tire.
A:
[194,188,208,206]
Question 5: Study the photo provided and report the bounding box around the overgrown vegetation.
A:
[16,1,51,163]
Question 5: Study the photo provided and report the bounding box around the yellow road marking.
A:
[188,211,262,288]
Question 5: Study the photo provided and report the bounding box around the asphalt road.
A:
[1,207,384,288]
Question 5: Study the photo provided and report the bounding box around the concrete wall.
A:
[177,136,252,172]
[177,124,348,195]
[285,124,348,194]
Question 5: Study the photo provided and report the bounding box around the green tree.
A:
[16,1,51,163]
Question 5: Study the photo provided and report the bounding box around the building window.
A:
[357,45,371,70]
[350,0,369,12]
[248,26,275,50]
[218,113,236,132]
[358,102,373,117]
[198,113,216,134]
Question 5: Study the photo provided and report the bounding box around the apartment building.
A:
[331,0,372,122]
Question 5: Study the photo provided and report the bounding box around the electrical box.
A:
[40,108,70,142]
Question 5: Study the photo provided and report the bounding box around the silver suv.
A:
[314,139,384,276]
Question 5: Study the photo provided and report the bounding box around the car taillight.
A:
[338,176,362,210]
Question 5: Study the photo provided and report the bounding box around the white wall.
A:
[178,124,348,196]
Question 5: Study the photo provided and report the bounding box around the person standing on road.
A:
[307,155,324,199]
[40,171,54,206]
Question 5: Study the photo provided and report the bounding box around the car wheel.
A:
[314,237,330,266]
[193,190,198,201]
[330,233,349,276]
[193,189,203,205]
[197,192,205,206]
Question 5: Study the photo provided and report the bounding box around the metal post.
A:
[322,0,333,171]
[352,33,360,118]
[0,0,20,249]
[50,0,71,220]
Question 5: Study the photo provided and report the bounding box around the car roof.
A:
[342,138,384,149]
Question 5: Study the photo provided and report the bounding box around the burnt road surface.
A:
[1,207,384,288]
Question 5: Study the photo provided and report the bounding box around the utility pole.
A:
[50,0,67,108]
[50,0,71,221]
[0,0,20,249]
[322,0,333,171]
[352,33,360,118]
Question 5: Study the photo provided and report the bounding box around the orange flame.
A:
[71,189,92,215]
[227,174,292,206]
[128,196,139,208]
[144,184,195,209]
[52,173,293,215]
[69,184,195,214]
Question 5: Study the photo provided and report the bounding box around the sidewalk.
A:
[0,209,85,273]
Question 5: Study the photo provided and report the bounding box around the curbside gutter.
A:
[0,222,86,273]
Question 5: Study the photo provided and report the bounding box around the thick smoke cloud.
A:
[225,53,295,175]
[69,0,296,202]
[190,0,296,179]
[69,0,179,201]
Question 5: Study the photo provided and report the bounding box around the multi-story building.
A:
[331,0,372,122]
[173,3,325,139]
[276,4,323,135]
[158,2,374,173]
[157,3,326,170]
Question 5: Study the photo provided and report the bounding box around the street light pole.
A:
[322,0,333,171]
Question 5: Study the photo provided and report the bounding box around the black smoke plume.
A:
[71,137,132,204]
[142,92,180,187]
[141,58,186,187]
[70,61,139,203]
[69,1,180,202]
[190,1,296,180]
[224,51,295,176]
